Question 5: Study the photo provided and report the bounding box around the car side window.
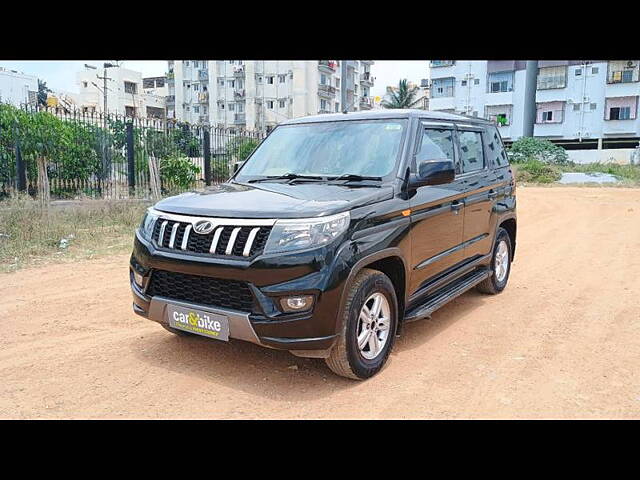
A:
[458,130,485,173]
[415,128,457,172]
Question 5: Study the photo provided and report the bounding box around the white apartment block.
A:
[429,60,640,148]
[167,60,375,130]
[74,66,166,118]
[0,67,38,107]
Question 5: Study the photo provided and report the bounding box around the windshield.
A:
[235,119,408,181]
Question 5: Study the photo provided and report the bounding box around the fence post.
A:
[15,141,27,193]
[203,129,212,186]
[126,121,135,195]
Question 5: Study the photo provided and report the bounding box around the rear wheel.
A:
[477,227,512,295]
[325,269,398,380]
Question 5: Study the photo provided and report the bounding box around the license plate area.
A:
[167,303,230,341]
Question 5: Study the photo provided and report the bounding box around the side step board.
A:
[404,268,491,323]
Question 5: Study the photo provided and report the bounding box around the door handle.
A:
[451,201,463,211]
[488,190,498,199]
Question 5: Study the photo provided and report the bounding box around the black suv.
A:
[130,109,516,379]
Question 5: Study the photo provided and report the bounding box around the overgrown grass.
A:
[0,194,149,273]
[513,160,640,185]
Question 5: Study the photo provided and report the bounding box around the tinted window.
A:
[458,131,485,173]
[416,128,455,162]
[484,127,509,167]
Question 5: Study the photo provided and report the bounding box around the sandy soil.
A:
[1,187,639,419]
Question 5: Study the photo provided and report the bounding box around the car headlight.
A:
[139,209,159,240]
[264,211,350,254]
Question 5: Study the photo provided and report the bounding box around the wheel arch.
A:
[498,217,517,260]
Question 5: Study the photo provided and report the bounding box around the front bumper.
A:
[130,232,344,355]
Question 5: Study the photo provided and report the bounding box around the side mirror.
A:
[409,159,455,189]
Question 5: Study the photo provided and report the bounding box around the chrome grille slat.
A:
[209,227,223,254]
[168,223,179,249]
[181,225,192,250]
[243,227,260,257]
[152,214,271,258]
[225,227,242,255]
[158,220,168,247]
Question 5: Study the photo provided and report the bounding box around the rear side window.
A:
[484,126,509,167]
[458,130,485,173]
[416,128,455,161]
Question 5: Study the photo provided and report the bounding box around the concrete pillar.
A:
[597,137,603,150]
[522,60,539,137]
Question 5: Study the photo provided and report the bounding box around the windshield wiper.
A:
[328,174,383,183]
[247,173,325,184]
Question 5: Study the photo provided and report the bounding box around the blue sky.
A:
[0,60,428,97]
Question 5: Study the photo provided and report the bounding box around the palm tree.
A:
[381,79,419,109]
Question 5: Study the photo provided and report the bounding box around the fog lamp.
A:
[279,295,314,313]
[133,271,144,287]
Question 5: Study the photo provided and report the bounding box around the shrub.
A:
[508,137,569,166]
[513,159,562,184]
[160,153,200,191]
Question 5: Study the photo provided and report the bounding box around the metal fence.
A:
[0,103,265,200]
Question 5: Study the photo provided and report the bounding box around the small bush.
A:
[508,137,569,166]
[160,154,200,191]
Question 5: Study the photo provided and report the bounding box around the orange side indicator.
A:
[401,209,411,217]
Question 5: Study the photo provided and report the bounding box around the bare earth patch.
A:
[1,187,639,419]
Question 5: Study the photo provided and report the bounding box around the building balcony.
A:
[360,72,374,87]
[166,95,175,104]
[198,70,208,81]
[234,89,246,99]
[430,60,455,68]
[233,67,245,77]
[359,96,372,109]
[318,60,337,73]
[198,92,209,103]
[234,113,246,124]
[318,84,337,98]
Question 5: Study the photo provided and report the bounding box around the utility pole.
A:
[96,62,115,123]
[95,62,115,196]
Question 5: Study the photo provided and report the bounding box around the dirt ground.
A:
[1,187,639,419]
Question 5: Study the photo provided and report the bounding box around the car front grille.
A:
[151,217,272,259]
[147,269,254,312]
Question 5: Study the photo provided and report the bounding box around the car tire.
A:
[325,268,398,380]
[477,227,512,295]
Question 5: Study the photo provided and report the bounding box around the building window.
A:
[193,61,199,68]
[237,103,244,113]
[536,101,565,124]
[430,61,455,68]
[474,78,480,85]
[279,99,285,108]
[431,77,455,98]
[537,66,567,90]
[335,78,340,88]
[257,76,262,84]
[335,103,340,112]
[607,61,639,84]
[461,80,467,86]
[184,61,189,67]
[124,81,137,94]
[228,103,235,111]
[267,100,274,109]
[320,99,327,111]
[194,106,199,113]
[125,106,136,117]
[82,81,88,88]
[228,80,235,88]
[193,83,199,91]
[488,71,514,93]
[591,67,599,75]
[278,74,286,83]
[320,74,327,85]
[267,76,274,84]
[575,68,582,76]
[605,96,637,120]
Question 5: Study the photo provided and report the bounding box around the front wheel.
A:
[477,227,512,295]
[325,269,398,380]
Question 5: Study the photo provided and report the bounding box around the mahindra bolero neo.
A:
[130,109,517,379]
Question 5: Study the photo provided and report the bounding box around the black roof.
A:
[281,109,492,126]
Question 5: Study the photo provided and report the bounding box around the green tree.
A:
[37,80,51,107]
[381,79,419,109]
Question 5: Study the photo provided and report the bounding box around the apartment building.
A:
[74,65,166,118]
[167,60,375,130]
[428,60,640,148]
[0,67,38,106]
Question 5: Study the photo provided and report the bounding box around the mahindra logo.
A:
[193,220,215,235]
